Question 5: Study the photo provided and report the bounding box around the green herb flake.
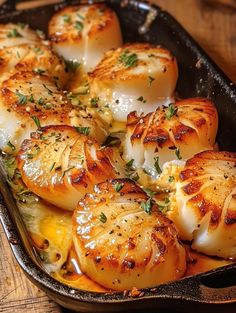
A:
[143,188,157,198]
[7,141,16,151]
[114,182,124,192]
[126,159,134,169]
[34,68,45,75]
[74,126,90,136]
[137,96,146,103]
[42,83,53,95]
[99,212,107,223]
[148,76,155,87]
[29,94,34,103]
[77,13,85,20]
[31,116,41,128]
[118,50,138,68]
[38,97,45,105]
[90,97,99,107]
[62,14,71,23]
[154,156,162,175]
[7,28,22,38]
[62,166,75,178]
[26,154,34,159]
[157,198,170,214]
[50,162,56,172]
[168,176,174,183]
[75,20,84,32]
[175,148,182,160]
[166,103,178,120]
[141,198,153,215]
[15,91,27,105]
[65,59,80,72]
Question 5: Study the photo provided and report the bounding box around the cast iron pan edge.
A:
[0,1,235,312]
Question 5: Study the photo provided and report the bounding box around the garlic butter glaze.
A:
[73,179,186,290]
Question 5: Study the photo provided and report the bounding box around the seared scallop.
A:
[0,71,72,152]
[49,4,122,72]
[17,125,120,211]
[0,23,40,49]
[0,43,67,86]
[73,178,186,290]
[89,43,178,122]
[124,98,218,177]
[168,151,236,259]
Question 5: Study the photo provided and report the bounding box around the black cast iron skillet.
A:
[0,1,236,312]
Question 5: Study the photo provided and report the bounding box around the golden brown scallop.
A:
[49,4,122,72]
[0,43,67,86]
[124,98,218,177]
[168,150,236,259]
[89,43,178,122]
[17,125,120,211]
[0,23,40,49]
[73,178,186,290]
[0,71,72,152]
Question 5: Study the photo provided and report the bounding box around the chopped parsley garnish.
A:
[34,68,45,75]
[29,94,34,103]
[62,166,75,177]
[75,20,84,32]
[166,103,178,120]
[26,154,34,159]
[7,141,16,151]
[168,176,174,183]
[74,126,90,136]
[31,116,41,128]
[90,97,99,107]
[65,59,80,72]
[36,29,45,39]
[15,91,27,105]
[99,212,107,223]
[100,136,121,149]
[141,198,153,215]
[125,159,139,181]
[157,198,170,214]
[17,22,25,29]
[7,28,22,38]
[175,147,182,160]
[148,76,155,87]
[77,13,84,20]
[62,14,71,23]
[50,162,56,172]
[42,83,53,95]
[114,182,124,192]
[137,96,147,103]
[38,97,45,105]
[118,50,138,68]
[143,188,157,198]
[154,156,162,175]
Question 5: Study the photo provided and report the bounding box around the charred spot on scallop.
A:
[124,98,218,176]
[168,150,236,259]
[17,125,118,211]
[48,4,122,72]
[89,43,178,122]
[72,178,186,290]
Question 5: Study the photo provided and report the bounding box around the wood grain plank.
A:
[0,1,235,312]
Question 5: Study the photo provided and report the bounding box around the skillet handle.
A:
[148,263,236,306]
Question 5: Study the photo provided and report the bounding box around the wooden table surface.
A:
[0,0,236,312]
